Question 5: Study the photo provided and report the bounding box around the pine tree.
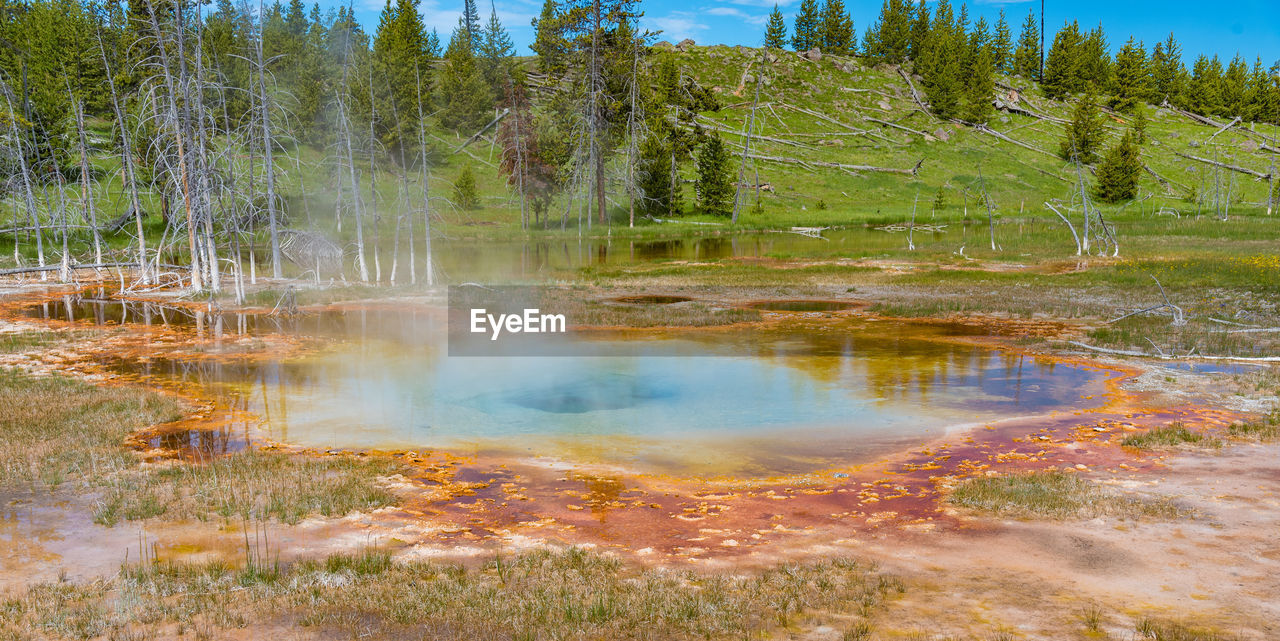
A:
[438,21,492,131]
[530,0,567,73]
[1131,104,1148,144]
[1246,57,1272,123]
[372,0,432,152]
[917,0,962,118]
[1185,54,1224,116]
[1080,25,1111,89]
[1012,8,1040,80]
[1060,88,1105,163]
[695,132,734,216]
[1094,131,1142,203]
[478,2,514,87]
[908,0,929,61]
[764,5,788,49]
[637,136,677,216]
[965,47,995,123]
[1110,37,1150,112]
[991,9,1012,73]
[1042,20,1084,98]
[819,0,855,55]
[426,29,442,58]
[453,164,480,209]
[1221,54,1249,118]
[791,0,820,51]
[462,0,481,47]
[1150,34,1184,106]
[863,0,910,63]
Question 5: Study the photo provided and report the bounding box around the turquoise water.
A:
[31,299,1110,476]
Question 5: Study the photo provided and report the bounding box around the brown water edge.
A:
[0,285,1257,572]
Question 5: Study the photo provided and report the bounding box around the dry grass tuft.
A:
[0,364,401,528]
[949,470,1189,520]
[1,548,903,641]
[1136,617,1239,641]
[0,368,182,488]
[1121,423,1221,449]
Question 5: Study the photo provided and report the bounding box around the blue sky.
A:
[332,0,1279,66]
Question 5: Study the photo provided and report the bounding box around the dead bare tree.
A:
[414,62,435,286]
[144,0,202,290]
[977,166,997,251]
[96,26,149,284]
[69,89,102,265]
[2,88,47,280]
[334,30,368,282]
[732,74,761,224]
[255,0,283,279]
[1044,202,1083,255]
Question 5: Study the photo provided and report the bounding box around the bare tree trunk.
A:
[146,0,201,290]
[1268,154,1276,216]
[732,77,761,223]
[336,94,368,282]
[70,93,102,265]
[368,69,381,283]
[908,189,917,251]
[625,37,641,228]
[1044,202,1082,255]
[97,29,148,284]
[257,0,283,279]
[3,92,46,279]
[978,166,996,251]
[1072,156,1090,254]
[194,11,220,292]
[590,0,605,225]
[54,173,71,282]
[415,63,434,286]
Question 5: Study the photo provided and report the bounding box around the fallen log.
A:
[746,152,923,176]
[433,133,496,167]
[1142,163,1186,195]
[1171,149,1271,180]
[1067,340,1280,363]
[0,261,184,276]
[896,67,932,117]
[1207,116,1242,141]
[972,123,1060,160]
[865,116,931,139]
[777,103,868,133]
[452,108,509,154]
[694,115,817,149]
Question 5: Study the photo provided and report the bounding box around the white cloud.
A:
[706,6,769,26]
[644,11,710,42]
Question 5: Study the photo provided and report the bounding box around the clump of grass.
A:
[1136,617,1238,641]
[949,470,1188,520]
[0,368,183,488]
[843,620,874,640]
[94,449,402,525]
[0,330,63,352]
[1121,423,1221,449]
[0,368,400,527]
[2,548,902,641]
[1081,604,1105,633]
[1225,414,1279,441]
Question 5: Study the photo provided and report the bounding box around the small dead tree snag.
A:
[732,74,761,223]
